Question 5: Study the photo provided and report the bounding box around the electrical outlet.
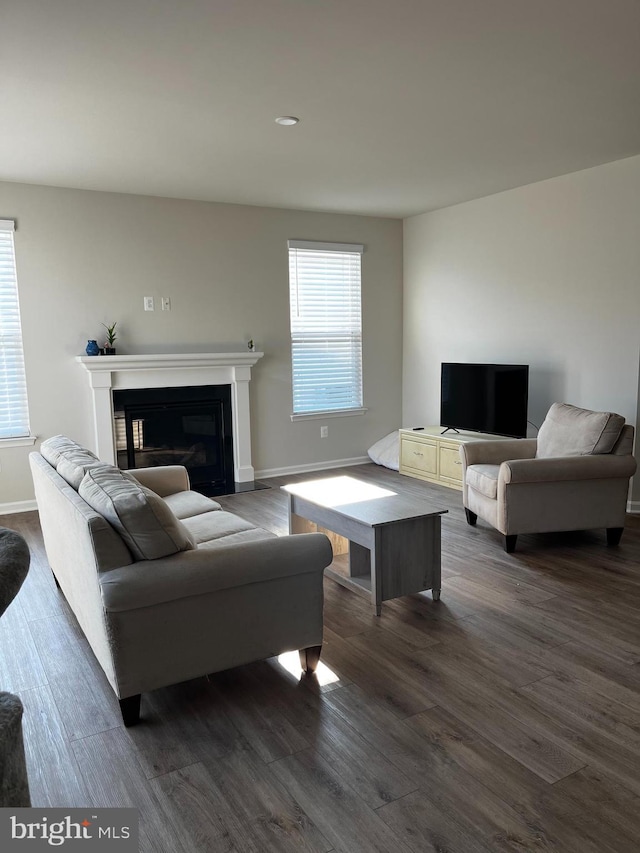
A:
[144,296,154,311]
[161,297,171,311]
[320,425,328,438]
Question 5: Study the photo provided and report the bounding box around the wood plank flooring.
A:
[1,462,640,852]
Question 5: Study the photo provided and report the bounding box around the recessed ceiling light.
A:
[275,116,300,126]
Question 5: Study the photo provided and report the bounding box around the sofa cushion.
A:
[79,465,196,560]
[197,527,277,549]
[163,491,221,520]
[56,447,102,490]
[466,464,500,499]
[39,435,84,467]
[182,510,258,545]
[536,403,625,458]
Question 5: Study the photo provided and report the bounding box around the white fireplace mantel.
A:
[76,351,264,483]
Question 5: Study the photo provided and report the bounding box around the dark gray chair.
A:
[0,526,31,807]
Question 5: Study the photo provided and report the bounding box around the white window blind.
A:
[289,240,364,416]
[0,220,31,439]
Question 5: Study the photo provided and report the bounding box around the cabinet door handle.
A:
[413,451,423,456]
[454,460,461,465]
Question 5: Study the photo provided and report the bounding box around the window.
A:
[288,240,365,418]
[0,220,31,439]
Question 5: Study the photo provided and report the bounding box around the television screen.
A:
[440,363,529,438]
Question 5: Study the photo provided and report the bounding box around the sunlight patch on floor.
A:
[277,650,340,685]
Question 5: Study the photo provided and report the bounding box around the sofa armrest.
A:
[502,454,637,485]
[460,439,537,467]
[126,465,190,497]
[100,532,333,612]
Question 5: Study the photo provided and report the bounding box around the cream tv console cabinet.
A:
[399,426,512,491]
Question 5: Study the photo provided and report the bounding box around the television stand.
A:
[399,426,512,491]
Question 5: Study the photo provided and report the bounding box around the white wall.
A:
[403,155,640,501]
[0,182,403,506]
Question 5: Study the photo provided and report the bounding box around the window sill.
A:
[0,435,38,448]
[291,408,368,422]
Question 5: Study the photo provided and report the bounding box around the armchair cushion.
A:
[536,403,625,458]
[466,464,500,499]
[79,465,196,560]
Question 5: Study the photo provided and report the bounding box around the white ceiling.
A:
[2,0,640,218]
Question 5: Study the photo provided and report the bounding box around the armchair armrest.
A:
[502,454,637,485]
[100,532,333,612]
[460,439,537,467]
[126,465,190,496]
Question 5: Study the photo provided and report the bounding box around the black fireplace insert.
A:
[113,385,235,497]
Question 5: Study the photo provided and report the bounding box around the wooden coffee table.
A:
[282,475,446,615]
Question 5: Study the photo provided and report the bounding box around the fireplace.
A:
[76,351,263,490]
[113,385,235,497]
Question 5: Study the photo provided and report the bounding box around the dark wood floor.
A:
[2,463,640,852]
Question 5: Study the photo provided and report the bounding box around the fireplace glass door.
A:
[113,385,234,496]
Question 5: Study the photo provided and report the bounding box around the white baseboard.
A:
[0,499,38,516]
[628,500,640,514]
[255,456,370,480]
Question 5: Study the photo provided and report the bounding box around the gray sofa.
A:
[460,403,637,552]
[30,437,332,725]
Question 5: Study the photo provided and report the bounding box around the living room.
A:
[2,155,640,513]
[1,2,640,851]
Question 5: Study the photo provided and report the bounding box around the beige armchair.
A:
[460,403,637,552]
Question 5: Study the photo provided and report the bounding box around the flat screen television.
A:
[440,363,529,438]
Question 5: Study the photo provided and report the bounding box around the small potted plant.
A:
[103,322,117,355]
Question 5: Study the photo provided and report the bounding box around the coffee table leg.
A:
[432,588,441,601]
[372,542,382,616]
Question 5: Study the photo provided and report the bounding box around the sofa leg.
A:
[606,527,623,547]
[119,694,141,727]
[504,535,517,553]
[299,645,322,674]
[464,508,477,526]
